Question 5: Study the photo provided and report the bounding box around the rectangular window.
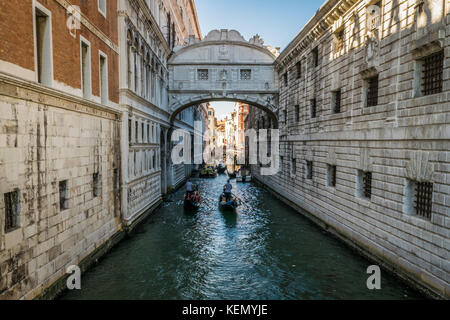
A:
[4,190,20,233]
[283,73,288,86]
[141,123,144,141]
[284,109,287,124]
[114,169,119,191]
[333,89,342,113]
[59,180,69,211]
[291,158,297,176]
[306,161,313,180]
[128,119,132,143]
[99,53,108,105]
[328,165,337,187]
[312,47,319,67]
[93,173,99,198]
[422,51,444,96]
[81,39,91,99]
[147,124,150,143]
[197,69,209,81]
[415,182,433,219]
[98,0,106,17]
[366,75,379,107]
[240,69,251,80]
[135,121,138,143]
[296,61,302,79]
[35,7,52,85]
[357,171,372,199]
[310,99,317,119]
[295,105,300,122]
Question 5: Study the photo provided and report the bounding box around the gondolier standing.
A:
[186,180,194,197]
[223,180,233,201]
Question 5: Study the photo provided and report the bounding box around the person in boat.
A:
[186,180,195,198]
[194,191,201,203]
[223,179,233,201]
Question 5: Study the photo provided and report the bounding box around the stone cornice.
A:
[0,72,121,120]
[55,0,119,53]
[275,0,358,71]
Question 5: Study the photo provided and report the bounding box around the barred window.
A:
[295,105,300,122]
[283,73,288,86]
[284,109,287,124]
[59,180,69,211]
[358,171,372,199]
[333,89,342,113]
[312,47,319,67]
[310,99,317,118]
[366,75,379,107]
[197,69,209,81]
[306,161,313,180]
[4,190,20,233]
[415,182,433,220]
[422,51,443,96]
[240,69,251,80]
[328,165,337,187]
[296,61,302,79]
[93,173,99,198]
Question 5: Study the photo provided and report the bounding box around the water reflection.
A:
[61,174,424,300]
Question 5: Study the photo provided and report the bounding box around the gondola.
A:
[218,193,239,211]
[199,166,217,178]
[227,170,236,179]
[184,198,200,210]
[217,164,226,174]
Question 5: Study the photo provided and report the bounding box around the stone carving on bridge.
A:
[168,29,279,123]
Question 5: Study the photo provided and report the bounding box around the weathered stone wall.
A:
[253,0,449,298]
[0,76,122,299]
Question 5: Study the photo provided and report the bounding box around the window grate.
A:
[363,172,372,199]
[197,69,209,81]
[367,75,379,107]
[93,173,99,198]
[306,161,313,180]
[334,90,341,113]
[240,69,251,80]
[311,99,317,118]
[312,47,319,67]
[415,182,433,219]
[59,180,69,211]
[295,105,300,122]
[422,51,443,96]
[4,190,20,232]
[296,61,302,79]
[329,165,336,187]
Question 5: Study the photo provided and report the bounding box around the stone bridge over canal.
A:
[168,29,280,125]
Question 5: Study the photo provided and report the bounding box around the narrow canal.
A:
[61,174,424,300]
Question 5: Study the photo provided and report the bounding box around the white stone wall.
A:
[254,0,449,298]
[0,77,121,299]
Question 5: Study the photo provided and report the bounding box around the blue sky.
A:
[194,0,324,117]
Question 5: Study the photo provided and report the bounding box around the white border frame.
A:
[33,0,54,86]
[80,35,92,100]
[98,0,107,19]
[98,50,109,105]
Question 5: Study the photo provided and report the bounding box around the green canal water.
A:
[61,174,424,300]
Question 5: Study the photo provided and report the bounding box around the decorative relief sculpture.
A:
[364,4,381,66]
[406,151,434,182]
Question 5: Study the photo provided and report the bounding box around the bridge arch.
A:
[168,29,280,124]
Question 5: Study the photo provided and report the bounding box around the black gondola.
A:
[218,193,239,211]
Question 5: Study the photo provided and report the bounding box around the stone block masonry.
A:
[0,75,122,299]
[250,0,450,298]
